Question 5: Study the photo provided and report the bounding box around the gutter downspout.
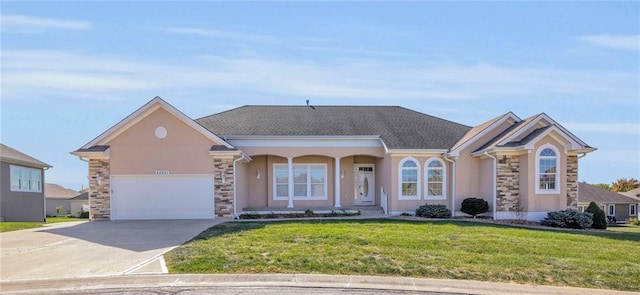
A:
[484,152,497,220]
[575,152,587,209]
[232,156,244,220]
[443,154,456,217]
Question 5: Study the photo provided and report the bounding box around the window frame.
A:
[9,165,42,193]
[398,157,421,200]
[273,163,327,201]
[424,157,446,200]
[630,204,637,216]
[535,144,561,195]
[608,204,615,216]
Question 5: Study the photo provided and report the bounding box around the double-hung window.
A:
[399,158,420,200]
[274,164,327,200]
[630,204,637,216]
[10,165,42,193]
[425,158,446,200]
[536,145,560,194]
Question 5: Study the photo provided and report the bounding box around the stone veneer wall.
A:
[496,155,520,212]
[213,157,235,217]
[566,155,578,208]
[89,159,111,220]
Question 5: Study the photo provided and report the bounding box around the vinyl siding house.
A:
[577,183,639,223]
[72,97,595,221]
[1,143,52,222]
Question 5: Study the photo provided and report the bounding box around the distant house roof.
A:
[196,106,472,150]
[45,183,79,200]
[70,192,88,201]
[0,143,51,168]
[620,188,640,200]
[578,183,640,204]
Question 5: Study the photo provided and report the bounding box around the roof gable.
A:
[0,143,51,168]
[196,105,471,150]
[77,96,233,150]
[449,112,520,156]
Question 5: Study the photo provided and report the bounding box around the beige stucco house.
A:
[72,97,595,221]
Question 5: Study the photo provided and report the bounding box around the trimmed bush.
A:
[461,198,489,218]
[78,211,90,219]
[585,201,607,229]
[415,204,451,218]
[540,210,593,229]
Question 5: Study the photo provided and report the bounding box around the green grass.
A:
[0,216,86,232]
[608,224,640,234]
[165,219,640,291]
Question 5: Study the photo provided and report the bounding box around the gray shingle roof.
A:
[451,112,509,151]
[578,183,640,204]
[0,143,51,168]
[196,106,471,149]
[70,192,88,201]
[75,145,110,152]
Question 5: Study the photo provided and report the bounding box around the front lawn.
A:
[166,219,640,291]
[0,216,86,232]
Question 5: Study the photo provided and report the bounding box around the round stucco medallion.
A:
[155,126,167,139]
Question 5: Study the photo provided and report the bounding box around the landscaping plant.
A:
[461,197,489,218]
[415,204,451,218]
[585,201,607,229]
[540,209,593,229]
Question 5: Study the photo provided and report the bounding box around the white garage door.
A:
[111,175,214,220]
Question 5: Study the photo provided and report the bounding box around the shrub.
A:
[56,206,63,215]
[78,211,90,219]
[585,202,607,229]
[399,212,413,217]
[415,204,451,218]
[461,198,489,218]
[628,217,639,225]
[304,209,314,217]
[540,210,593,229]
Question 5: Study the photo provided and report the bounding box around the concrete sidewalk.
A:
[1,274,636,295]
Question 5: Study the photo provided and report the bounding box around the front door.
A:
[354,164,375,205]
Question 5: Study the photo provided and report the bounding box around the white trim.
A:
[443,155,456,217]
[388,149,448,156]
[498,113,588,148]
[354,164,376,205]
[334,157,341,208]
[82,96,233,149]
[522,125,584,152]
[484,152,498,219]
[608,204,615,216]
[424,157,446,200]
[535,144,561,194]
[273,163,329,201]
[449,112,521,157]
[228,136,383,148]
[629,204,637,216]
[398,157,421,201]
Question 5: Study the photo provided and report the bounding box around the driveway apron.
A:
[0,219,224,281]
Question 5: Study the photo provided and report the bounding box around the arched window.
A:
[536,144,560,194]
[399,158,420,200]
[425,158,446,200]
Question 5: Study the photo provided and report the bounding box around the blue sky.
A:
[1,2,639,191]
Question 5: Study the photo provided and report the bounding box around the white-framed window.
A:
[535,144,560,194]
[273,163,327,200]
[630,204,637,216]
[10,165,42,193]
[398,157,420,200]
[577,205,585,212]
[608,204,615,216]
[425,158,446,200]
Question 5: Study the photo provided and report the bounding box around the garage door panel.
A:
[111,175,214,220]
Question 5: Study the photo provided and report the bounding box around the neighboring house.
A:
[72,97,595,221]
[577,183,639,222]
[69,192,90,216]
[1,143,52,222]
[620,187,640,200]
[45,183,81,216]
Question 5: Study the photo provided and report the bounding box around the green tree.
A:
[611,178,640,193]
[593,183,612,191]
[585,201,607,229]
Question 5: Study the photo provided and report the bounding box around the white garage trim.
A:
[111,175,214,220]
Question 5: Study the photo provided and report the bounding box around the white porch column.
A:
[287,157,294,208]
[334,157,342,208]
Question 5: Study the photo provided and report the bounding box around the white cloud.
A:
[563,122,640,135]
[1,15,91,32]
[159,27,278,43]
[579,34,640,51]
[2,50,638,104]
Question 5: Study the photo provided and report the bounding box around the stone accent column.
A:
[496,155,520,212]
[566,155,578,208]
[213,157,234,217]
[89,159,110,220]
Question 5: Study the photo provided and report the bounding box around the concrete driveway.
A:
[0,219,225,281]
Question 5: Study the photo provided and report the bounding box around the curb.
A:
[1,274,635,295]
